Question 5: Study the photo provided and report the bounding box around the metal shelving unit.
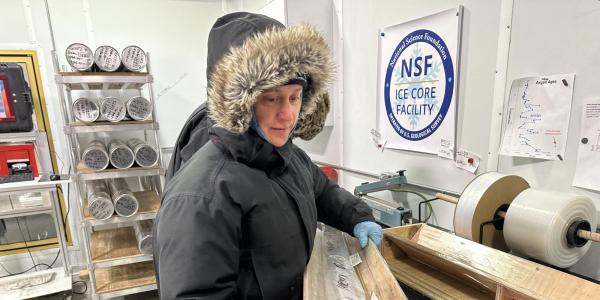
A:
[65,120,159,134]
[0,131,38,143]
[53,52,162,299]
[0,176,72,297]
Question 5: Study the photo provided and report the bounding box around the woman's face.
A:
[254,84,303,147]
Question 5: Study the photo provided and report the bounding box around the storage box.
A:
[381,223,600,299]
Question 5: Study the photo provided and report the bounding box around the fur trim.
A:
[207,24,334,140]
[293,93,330,140]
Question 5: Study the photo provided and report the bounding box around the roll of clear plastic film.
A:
[126,96,152,121]
[453,172,530,251]
[108,178,139,217]
[133,220,153,255]
[86,180,114,220]
[94,45,121,72]
[121,45,147,72]
[127,138,158,167]
[109,140,135,169]
[72,97,100,123]
[100,97,127,122]
[504,189,598,268]
[65,43,94,72]
[82,140,110,171]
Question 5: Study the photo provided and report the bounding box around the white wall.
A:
[496,0,600,279]
[286,0,344,166]
[320,0,503,230]
[295,0,600,280]
[0,0,227,273]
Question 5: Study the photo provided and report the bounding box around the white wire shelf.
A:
[55,72,153,90]
[75,163,163,181]
[0,131,37,143]
[0,176,71,196]
[64,120,158,134]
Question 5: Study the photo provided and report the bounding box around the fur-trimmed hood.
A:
[207,19,334,140]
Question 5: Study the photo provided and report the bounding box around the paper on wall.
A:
[438,138,454,159]
[572,100,600,191]
[499,74,575,160]
[455,149,480,173]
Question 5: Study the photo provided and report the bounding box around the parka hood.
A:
[207,13,335,140]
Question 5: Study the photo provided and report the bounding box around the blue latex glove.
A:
[353,221,383,248]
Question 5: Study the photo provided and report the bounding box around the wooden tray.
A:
[382,224,600,300]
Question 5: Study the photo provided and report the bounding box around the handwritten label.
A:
[73,98,99,123]
[455,149,480,173]
[101,97,127,121]
[127,96,152,121]
[122,46,147,71]
[66,43,94,71]
[83,148,109,170]
[94,46,121,71]
[348,253,362,267]
[438,138,454,159]
[110,146,134,169]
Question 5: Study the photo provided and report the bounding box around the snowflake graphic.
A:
[391,45,442,129]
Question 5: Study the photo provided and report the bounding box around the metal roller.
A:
[126,96,152,121]
[72,97,100,123]
[100,97,127,122]
[94,45,122,72]
[133,220,153,255]
[121,45,147,72]
[65,43,94,72]
[109,139,135,169]
[108,178,139,217]
[82,140,110,171]
[127,138,158,167]
[86,180,114,220]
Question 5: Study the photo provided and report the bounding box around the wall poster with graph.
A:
[499,73,575,161]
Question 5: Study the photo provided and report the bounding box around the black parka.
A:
[155,12,375,299]
[154,127,374,299]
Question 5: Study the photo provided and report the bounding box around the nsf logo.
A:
[383,29,454,141]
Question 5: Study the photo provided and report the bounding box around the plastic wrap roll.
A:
[108,178,139,217]
[82,140,109,171]
[133,220,153,255]
[121,45,147,72]
[86,180,114,220]
[453,172,530,251]
[504,189,598,268]
[65,43,94,72]
[109,139,135,169]
[72,97,100,123]
[100,97,127,122]
[127,138,158,167]
[126,96,152,121]
[94,45,121,72]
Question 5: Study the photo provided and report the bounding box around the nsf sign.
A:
[384,29,454,141]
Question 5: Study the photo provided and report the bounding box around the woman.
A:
[154,12,382,299]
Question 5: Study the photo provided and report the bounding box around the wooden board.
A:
[344,234,407,300]
[84,190,160,220]
[387,257,492,299]
[94,261,156,294]
[304,227,406,300]
[382,224,600,300]
[91,227,143,262]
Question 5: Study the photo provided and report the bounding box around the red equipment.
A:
[0,144,38,181]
